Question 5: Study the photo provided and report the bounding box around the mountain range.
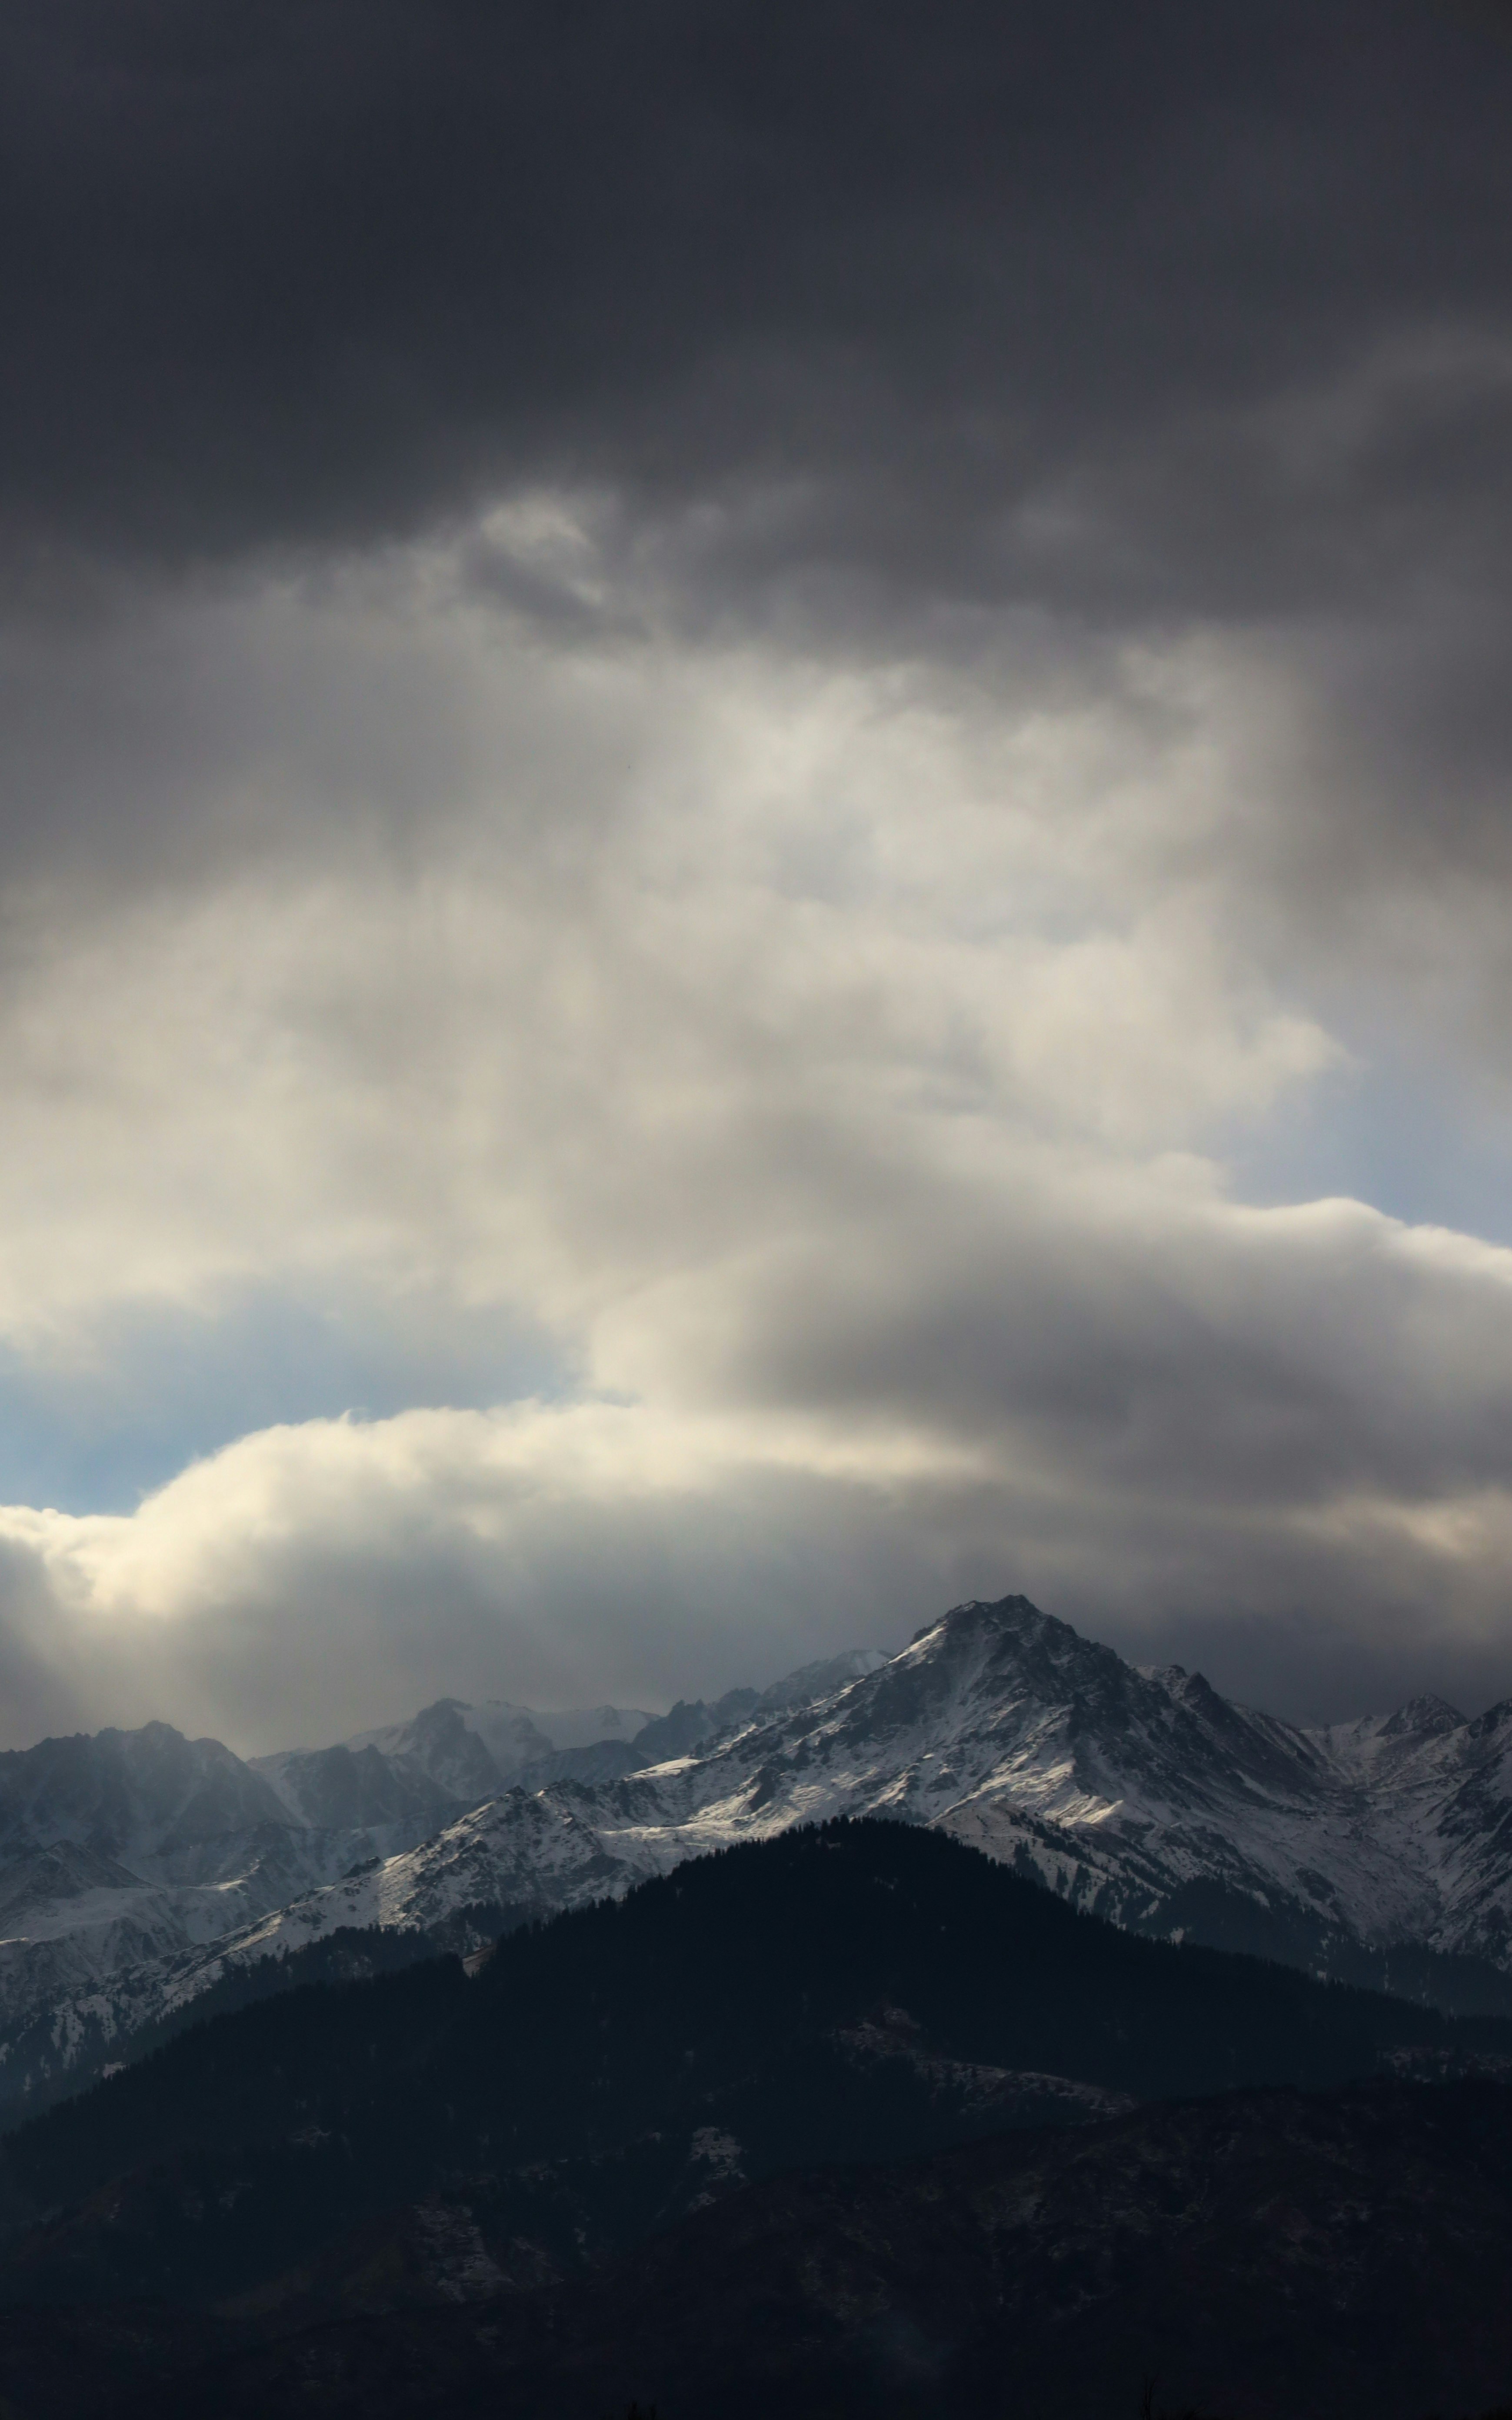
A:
[6,1598,1512,2116]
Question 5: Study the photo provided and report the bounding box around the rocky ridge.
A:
[0,1652,882,2110]
[131,1598,1512,2015]
[9,1600,1512,2112]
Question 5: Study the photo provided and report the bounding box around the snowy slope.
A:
[0,1652,876,2108]
[123,1599,1512,2009]
[0,1720,445,2096]
[15,1598,1512,2114]
[24,1788,669,2067]
[1312,1695,1512,1971]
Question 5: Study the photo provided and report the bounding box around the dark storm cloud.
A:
[3,0,1508,984]
[3,0,1511,1001]
[3,0,1510,619]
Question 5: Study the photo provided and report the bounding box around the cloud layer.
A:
[1,5,1511,1745]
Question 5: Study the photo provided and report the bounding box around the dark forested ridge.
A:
[0,1820,1511,2417]
[118,2080,1512,2420]
[5,1819,1507,2292]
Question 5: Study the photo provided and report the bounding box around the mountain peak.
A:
[16,1589,1512,2123]
[1381,1693,1466,1740]
[913,1593,1056,1644]
[913,1596,1124,1691]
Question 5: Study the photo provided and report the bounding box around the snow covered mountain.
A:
[106,1598,1512,2017]
[249,1659,890,1818]
[248,1694,658,1820]
[0,1652,879,2110]
[0,1719,416,2105]
[11,1597,1512,2116]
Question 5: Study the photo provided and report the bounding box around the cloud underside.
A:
[2,588,1510,1742]
[1,3,1512,1743]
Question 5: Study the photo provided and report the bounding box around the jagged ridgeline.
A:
[0,1817,1507,2320]
[0,1645,886,2115]
[10,1596,1512,2124]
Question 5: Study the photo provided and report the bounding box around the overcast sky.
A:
[2,0,1512,1750]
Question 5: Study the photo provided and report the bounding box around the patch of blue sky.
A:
[1222,1046,1512,1250]
[0,1288,573,1515]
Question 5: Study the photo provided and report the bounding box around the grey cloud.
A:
[0,1387,1509,1753]
[613,1178,1512,1513]
[2,1,1512,1747]
[4,2,1512,947]
[1,2,1507,604]
[0,554,660,900]
[0,1537,93,1741]
[0,1446,972,1751]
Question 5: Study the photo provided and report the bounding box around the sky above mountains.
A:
[2,1,1512,1749]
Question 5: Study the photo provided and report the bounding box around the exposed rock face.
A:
[11,1596,1512,2112]
[186,1598,1512,2008]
